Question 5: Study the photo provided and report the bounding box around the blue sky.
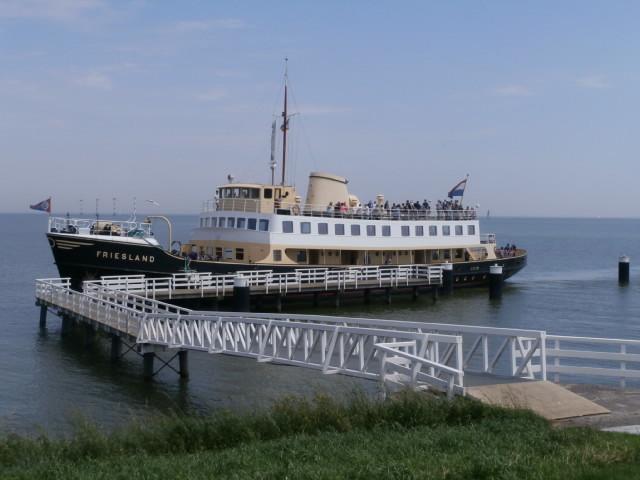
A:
[2,1,639,216]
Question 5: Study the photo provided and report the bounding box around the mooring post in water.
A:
[143,351,155,380]
[178,350,189,379]
[110,334,122,362]
[39,304,47,328]
[233,277,250,312]
[412,286,419,301]
[275,294,283,312]
[83,322,95,348]
[619,255,630,285]
[431,286,439,303]
[441,262,454,295]
[489,264,503,300]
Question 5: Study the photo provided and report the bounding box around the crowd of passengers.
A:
[496,244,519,257]
[323,199,476,220]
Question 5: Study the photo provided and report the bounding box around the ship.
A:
[45,68,527,288]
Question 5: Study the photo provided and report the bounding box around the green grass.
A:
[1,392,639,479]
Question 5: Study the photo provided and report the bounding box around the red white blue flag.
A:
[448,176,468,198]
[30,197,51,213]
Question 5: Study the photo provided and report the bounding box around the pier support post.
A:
[385,288,392,305]
[178,350,189,379]
[489,264,503,300]
[412,286,419,301]
[110,335,122,362]
[60,314,73,337]
[276,294,283,313]
[335,291,342,308]
[39,304,47,328]
[313,293,319,307]
[233,277,250,312]
[83,323,95,347]
[441,262,454,295]
[619,256,630,285]
[431,286,439,303]
[364,289,371,305]
[143,352,155,380]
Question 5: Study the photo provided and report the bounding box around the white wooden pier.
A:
[34,275,640,412]
[89,264,444,307]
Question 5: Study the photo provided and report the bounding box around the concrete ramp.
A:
[467,380,610,420]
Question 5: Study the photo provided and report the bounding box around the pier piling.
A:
[143,352,155,380]
[110,335,122,362]
[39,304,47,328]
[385,288,392,305]
[233,277,250,312]
[178,350,189,379]
[619,256,630,285]
[489,264,503,300]
[441,263,454,295]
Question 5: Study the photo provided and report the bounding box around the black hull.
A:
[47,233,527,289]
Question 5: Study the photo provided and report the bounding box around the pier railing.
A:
[92,265,443,299]
[35,276,640,390]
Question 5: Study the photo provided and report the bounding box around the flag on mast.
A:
[448,176,469,199]
[30,197,51,213]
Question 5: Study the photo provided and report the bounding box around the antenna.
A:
[281,57,289,186]
[270,120,277,185]
[95,198,99,221]
[79,199,83,216]
[112,197,117,217]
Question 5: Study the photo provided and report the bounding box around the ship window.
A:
[335,224,345,235]
[431,250,439,260]
[216,247,222,259]
[297,250,307,262]
[366,225,376,236]
[401,226,410,237]
[351,224,361,236]
[301,222,311,234]
[429,225,437,236]
[224,248,233,259]
[382,225,391,236]
[415,225,424,236]
[282,221,294,233]
[443,226,450,236]
[273,249,282,261]
[200,218,205,228]
[236,248,245,260]
[455,249,463,259]
[219,218,226,228]
[237,218,246,229]
[318,223,328,235]
[263,188,273,199]
[455,225,463,236]
[259,219,269,231]
[468,225,476,235]
[228,217,235,228]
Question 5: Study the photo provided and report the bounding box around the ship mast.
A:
[280,58,289,186]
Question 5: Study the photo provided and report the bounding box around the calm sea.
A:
[2,213,640,435]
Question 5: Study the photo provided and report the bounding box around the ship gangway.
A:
[34,277,640,418]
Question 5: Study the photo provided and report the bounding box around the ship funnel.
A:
[305,172,350,208]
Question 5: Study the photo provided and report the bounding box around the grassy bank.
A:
[1,392,639,479]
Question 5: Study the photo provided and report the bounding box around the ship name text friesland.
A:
[96,251,155,263]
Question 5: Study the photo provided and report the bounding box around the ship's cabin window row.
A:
[200,216,477,237]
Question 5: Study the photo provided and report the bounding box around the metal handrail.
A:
[48,217,152,237]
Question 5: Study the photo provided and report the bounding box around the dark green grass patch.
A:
[1,391,639,479]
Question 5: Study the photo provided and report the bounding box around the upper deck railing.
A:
[47,217,153,238]
[202,199,478,221]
